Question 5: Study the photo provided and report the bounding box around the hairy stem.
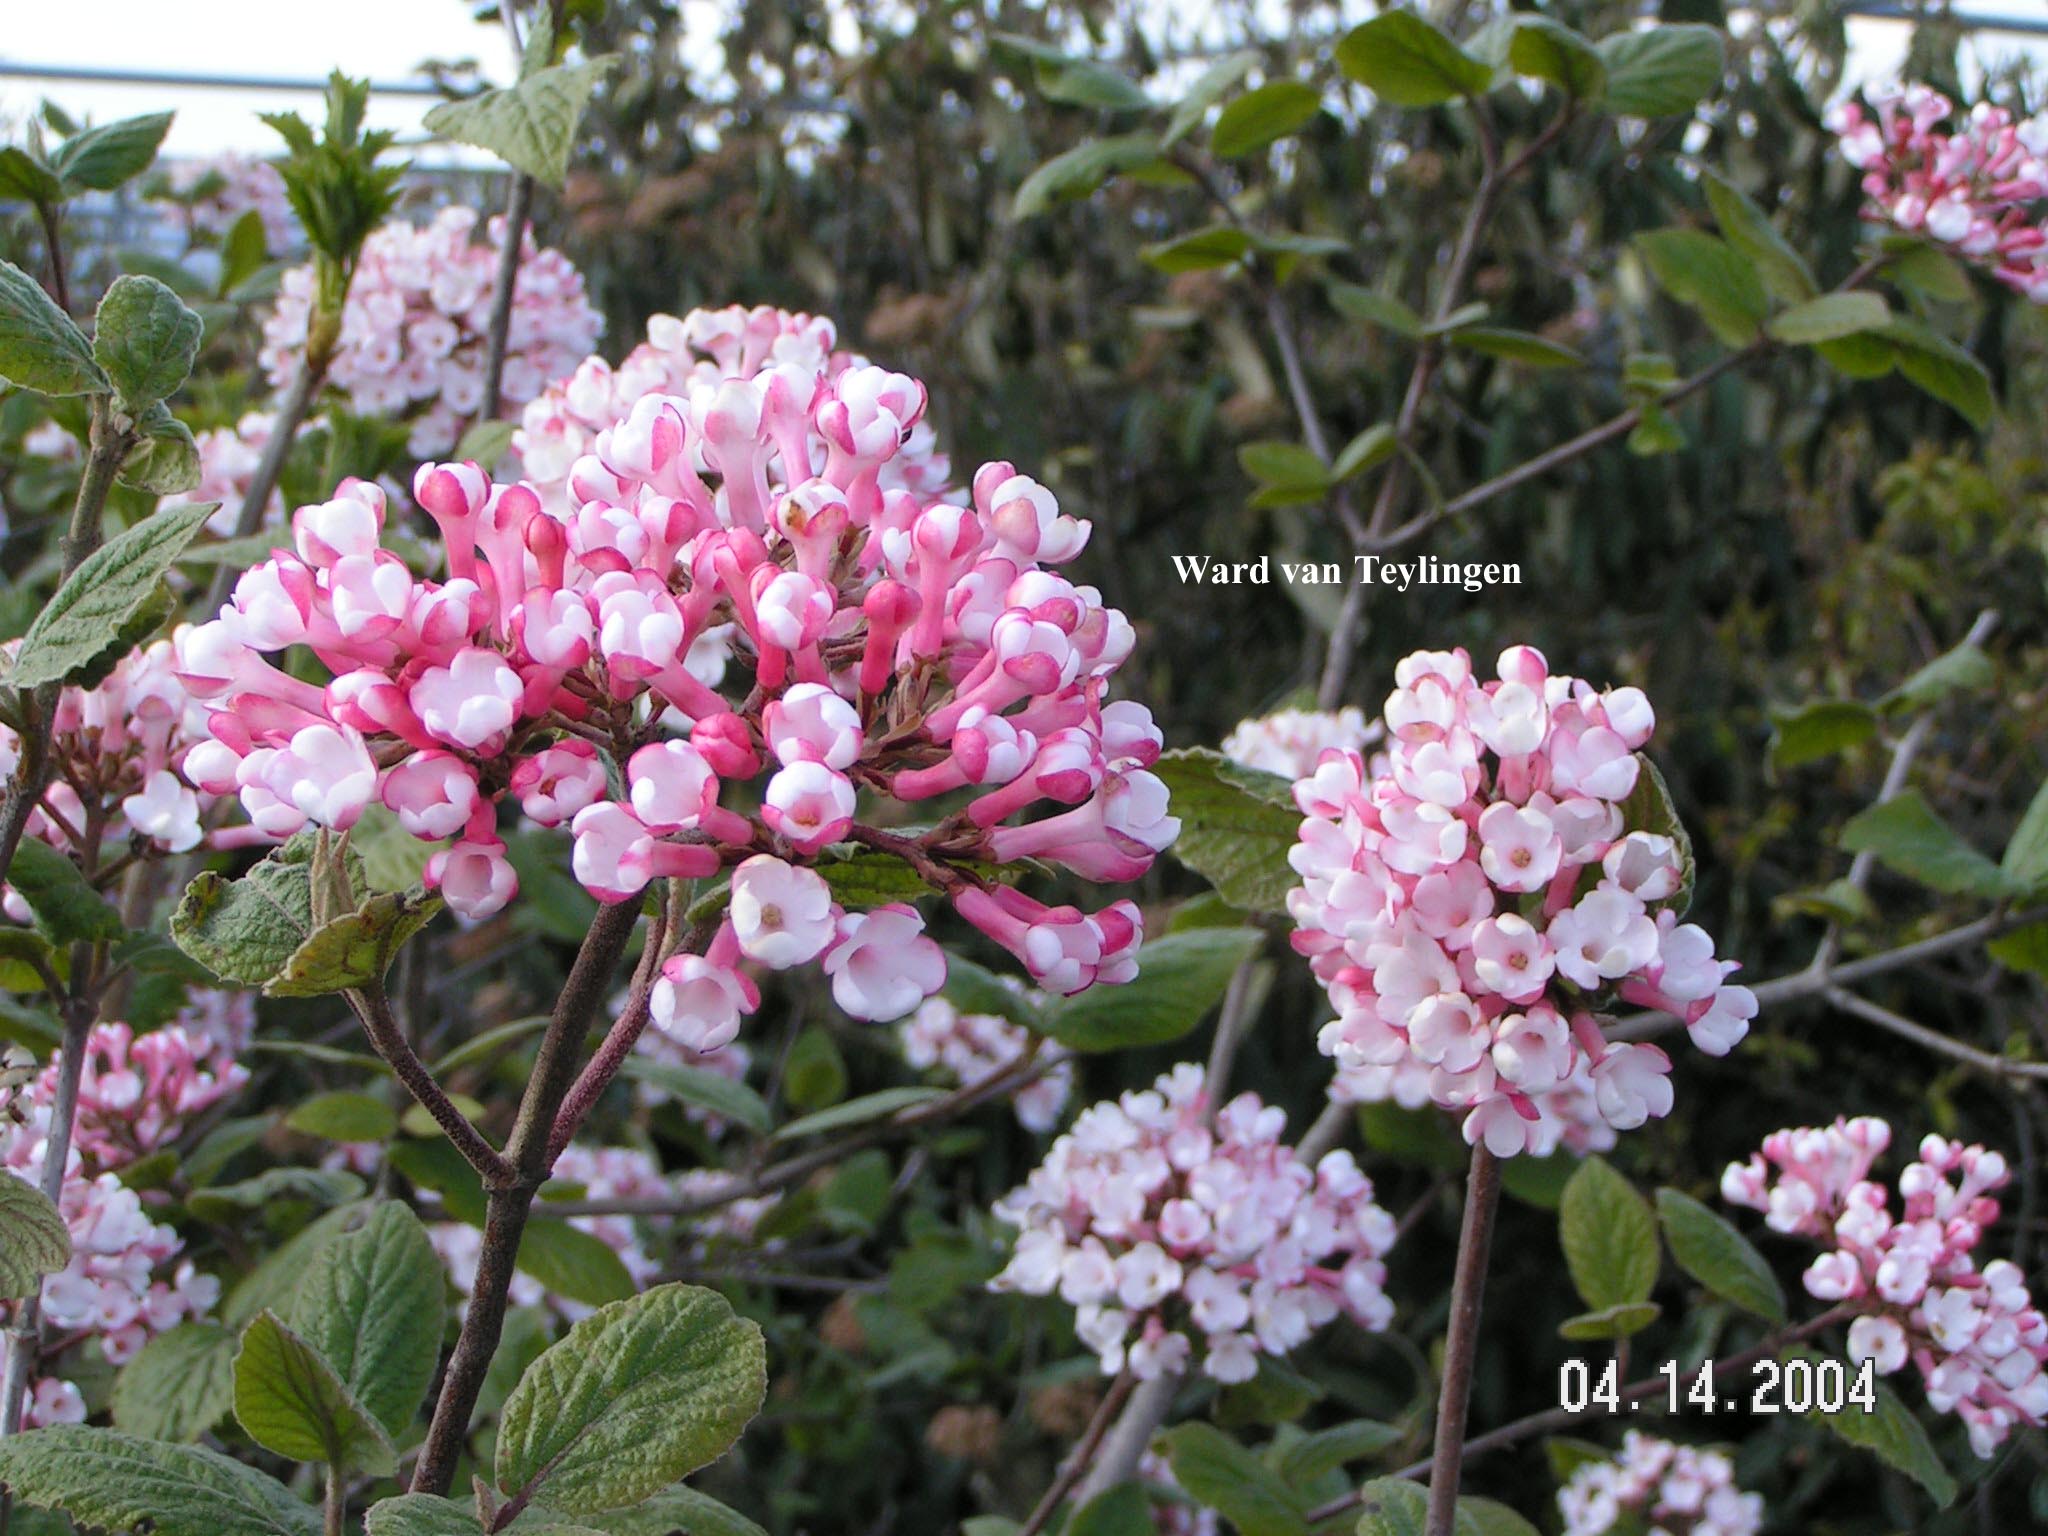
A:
[409,896,643,1494]
[206,356,326,612]
[479,173,536,429]
[1018,1371,1136,1536]
[1424,1143,1501,1536]
[347,980,511,1180]
[35,200,69,313]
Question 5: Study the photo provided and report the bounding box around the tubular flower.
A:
[1287,646,1753,1156]
[990,1065,1396,1383]
[900,993,1074,1133]
[260,207,603,455]
[1557,1432,1763,1536]
[19,1021,247,1176]
[1722,1119,2048,1456]
[1828,83,2048,301]
[187,318,1166,1056]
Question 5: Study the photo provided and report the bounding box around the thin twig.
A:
[346,980,510,1180]
[1824,988,2048,1083]
[1018,1371,1136,1536]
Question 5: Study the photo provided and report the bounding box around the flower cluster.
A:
[180,318,1170,1053]
[1557,1432,1762,1536]
[990,1064,1396,1383]
[161,152,296,251]
[1221,705,1377,781]
[900,993,1073,1132]
[514,304,953,507]
[1721,1118,2048,1456]
[260,207,603,455]
[23,1020,247,1176]
[1,1015,237,1426]
[1287,646,1754,1157]
[1828,84,2048,302]
[0,638,226,873]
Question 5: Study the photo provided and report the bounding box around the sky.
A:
[5,1,2048,159]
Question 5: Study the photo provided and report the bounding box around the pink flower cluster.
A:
[162,152,296,252]
[900,993,1073,1132]
[260,207,603,455]
[26,1021,247,1176]
[1722,1117,2048,1456]
[1,1015,239,1427]
[178,326,1170,1047]
[1828,83,2048,301]
[515,305,953,507]
[1557,1432,1762,1536]
[990,1064,1396,1383]
[1221,705,1378,781]
[0,638,225,874]
[1287,646,1755,1157]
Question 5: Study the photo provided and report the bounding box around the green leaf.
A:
[1237,440,1328,492]
[1038,60,1152,113]
[2004,781,2048,895]
[92,274,202,410]
[1335,14,1493,106]
[119,409,202,494]
[10,499,216,688]
[1886,242,1974,303]
[1211,81,1322,157]
[1766,291,1890,345]
[1839,790,2011,899]
[1012,134,1163,219]
[782,1026,847,1110]
[111,1322,240,1442]
[1327,282,1423,336]
[363,1495,483,1536]
[0,261,107,397]
[1700,170,1817,303]
[1597,25,1725,116]
[772,1086,946,1142]
[517,1218,639,1308]
[286,1090,400,1143]
[1815,330,1897,379]
[1559,1156,1659,1311]
[0,148,64,206]
[172,833,324,985]
[496,1283,767,1513]
[1634,228,1769,346]
[1045,928,1262,1052]
[1332,424,1399,481]
[1065,1483,1152,1536]
[0,1174,71,1300]
[454,417,517,471]
[1769,700,1878,770]
[1656,1187,1786,1322]
[3,837,123,945]
[0,928,63,993]
[223,1200,371,1328]
[1353,1481,1536,1536]
[188,1167,365,1224]
[1616,754,1694,916]
[558,1488,769,1536]
[1877,318,1995,427]
[1142,226,1255,274]
[0,1427,320,1536]
[1447,327,1586,368]
[1162,51,1259,146]
[265,888,442,997]
[1880,640,1994,715]
[620,1058,773,1134]
[1987,920,2048,976]
[290,1202,444,1436]
[1160,1422,1305,1536]
[234,1309,396,1474]
[1274,1420,1403,1484]
[1147,748,1302,914]
[1557,1300,1662,1340]
[423,56,616,185]
[1507,17,1607,100]
[50,112,173,191]
[1788,1346,1956,1505]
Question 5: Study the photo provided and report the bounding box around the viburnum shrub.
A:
[2,7,2048,1536]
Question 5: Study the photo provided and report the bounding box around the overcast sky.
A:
[5,1,2048,158]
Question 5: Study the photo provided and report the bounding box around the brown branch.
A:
[346,980,510,1181]
[1018,1371,1137,1536]
[1423,1145,1501,1536]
